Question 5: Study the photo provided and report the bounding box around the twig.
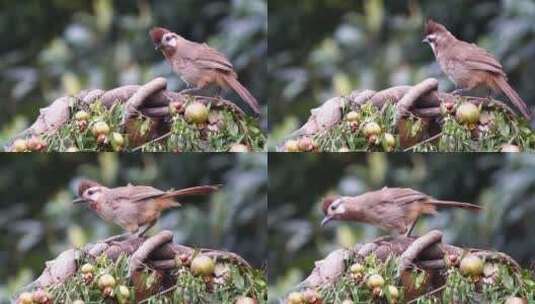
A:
[407,284,447,304]
[131,131,172,152]
[403,132,443,151]
[128,230,173,276]
[121,77,167,126]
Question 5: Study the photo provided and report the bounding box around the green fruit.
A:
[74,110,90,121]
[18,292,33,304]
[117,285,130,303]
[12,139,28,152]
[235,296,256,304]
[92,121,110,136]
[362,122,381,138]
[382,133,396,151]
[387,285,399,299]
[366,274,385,289]
[505,296,527,304]
[80,263,94,273]
[460,255,484,277]
[110,132,125,151]
[185,102,209,124]
[287,292,304,304]
[229,144,249,152]
[350,263,364,273]
[98,274,116,289]
[190,255,215,276]
[346,111,360,122]
[455,102,480,125]
[285,140,300,152]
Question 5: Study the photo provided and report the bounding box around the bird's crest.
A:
[149,27,170,44]
[424,19,446,36]
[77,179,101,196]
[321,196,339,214]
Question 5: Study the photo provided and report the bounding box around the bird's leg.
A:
[136,221,157,238]
[450,87,466,96]
[404,216,420,238]
[103,232,133,244]
[179,86,202,95]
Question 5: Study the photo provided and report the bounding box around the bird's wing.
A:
[182,41,234,72]
[382,188,429,205]
[457,41,506,76]
[109,185,166,203]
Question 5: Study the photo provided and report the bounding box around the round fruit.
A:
[285,140,300,152]
[505,296,527,304]
[80,263,94,273]
[287,291,304,304]
[367,274,385,289]
[190,255,215,276]
[297,137,315,152]
[168,100,184,115]
[27,136,45,151]
[387,285,399,299]
[110,132,125,151]
[460,255,484,277]
[235,296,257,304]
[303,289,320,303]
[117,285,130,301]
[185,102,209,124]
[31,289,51,303]
[382,133,396,152]
[96,133,108,144]
[229,144,249,152]
[75,110,90,121]
[346,111,360,122]
[92,121,110,136]
[12,139,28,152]
[362,122,381,138]
[455,102,480,125]
[501,144,520,152]
[98,274,116,289]
[350,263,364,273]
[18,292,33,304]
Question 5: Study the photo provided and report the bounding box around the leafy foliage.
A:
[19,253,267,304]
[287,253,534,303]
[285,100,535,152]
[9,98,265,152]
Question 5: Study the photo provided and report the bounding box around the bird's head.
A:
[320,196,347,227]
[150,27,179,52]
[422,19,451,53]
[73,179,104,205]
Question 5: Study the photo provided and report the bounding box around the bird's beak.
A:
[72,197,87,204]
[422,37,430,44]
[321,215,333,227]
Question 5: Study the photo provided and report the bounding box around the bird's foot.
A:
[450,88,466,96]
[179,87,202,95]
[103,233,132,244]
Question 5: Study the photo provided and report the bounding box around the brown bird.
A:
[73,179,220,237]
[321,187,481,236]
[423,19,531,119]
[149,27,260,115]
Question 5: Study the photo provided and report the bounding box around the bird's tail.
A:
[494,76,531,119]
[427,200,481,212]
[222,74,261,115]
[157,185,221,209]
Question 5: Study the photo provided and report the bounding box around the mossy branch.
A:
[284,230,533,304]
[6,78,264,152]
[15,230,266,304]
[281,78,534,152]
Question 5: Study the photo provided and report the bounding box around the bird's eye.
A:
[331,204,337,210]
[87,190,94,196]
[165,36,171,42]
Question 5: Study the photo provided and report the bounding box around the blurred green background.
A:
[268,0,535,143]
[268,153,535,302]
[0,0,267,146]
[0,153,267,302]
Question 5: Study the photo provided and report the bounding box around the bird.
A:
[321,187,481,236]
[73,179,220,237]
[149,26,260,115]
[422,19,531,119]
